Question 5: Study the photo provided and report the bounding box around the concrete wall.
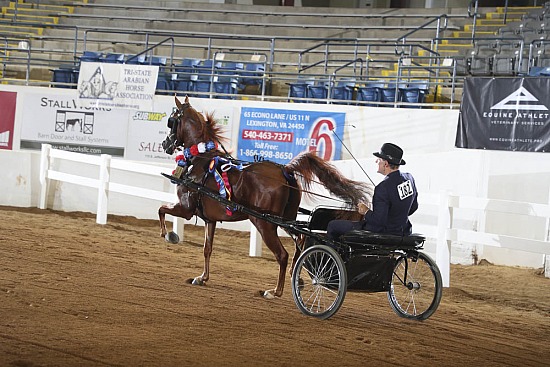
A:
[1,84,549,269]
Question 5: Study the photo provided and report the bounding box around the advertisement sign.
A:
[19,92,129,156]
[456,78,550,152]
[238,107,345,164]
[77,62,158,110]
[0,91,16,150]
[125,98,235,163]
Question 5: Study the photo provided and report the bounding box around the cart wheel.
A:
[291,245,347,319]
[387,252,442,320]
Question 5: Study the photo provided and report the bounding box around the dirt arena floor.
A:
[1,206,549,367]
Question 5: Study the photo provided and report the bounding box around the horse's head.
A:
[162,95,195,155]
[161,95,224,156]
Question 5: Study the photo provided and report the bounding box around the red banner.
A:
[0,91,17,150]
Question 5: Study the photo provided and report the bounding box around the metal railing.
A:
[1,2,546,107]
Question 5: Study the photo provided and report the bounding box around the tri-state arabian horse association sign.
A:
[456,77,550,152]
[77,62,158,111]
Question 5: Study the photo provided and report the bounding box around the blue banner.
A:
[238,107,345,164]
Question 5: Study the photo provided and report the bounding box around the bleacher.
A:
[1,0,549,107]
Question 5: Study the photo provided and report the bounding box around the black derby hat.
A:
[373,143,406,165]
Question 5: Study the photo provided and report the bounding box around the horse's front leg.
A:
[191,221,216,286]
[158,202,193,244]
[158,203,174,239]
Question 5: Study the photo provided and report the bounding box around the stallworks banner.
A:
[456,77,550,152]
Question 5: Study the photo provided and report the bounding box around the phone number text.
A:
[242,129,293,142]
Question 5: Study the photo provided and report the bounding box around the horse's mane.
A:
[202,112,225,144]
[186,106,226,146]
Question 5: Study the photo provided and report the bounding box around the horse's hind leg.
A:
[289,234,306,276]
[250,218,288,299]
[190,221,216,286]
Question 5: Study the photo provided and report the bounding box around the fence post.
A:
[249,223,263,257]
[436,190,452,287]
[96,154,111,225]
[545,188,550,278]
[39,144,51,210]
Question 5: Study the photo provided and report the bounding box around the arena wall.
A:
[1,84,549,269]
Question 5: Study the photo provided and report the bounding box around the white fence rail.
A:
[39,145,550,286]
[39,144,182,232]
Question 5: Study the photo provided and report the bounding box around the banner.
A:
[238,107,345,164]
[124,97,236,163]
[77,62,158,110]
[456,77,550,152]
[0,91,16,150]
[19,92,129,156]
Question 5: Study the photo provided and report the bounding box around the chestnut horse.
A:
[158,96,372,299]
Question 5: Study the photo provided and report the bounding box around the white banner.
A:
[124,97,236,163]
[77,62,158,111]
[19,91,129,156]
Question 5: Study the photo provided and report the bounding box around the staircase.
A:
[436,6,537,57]
[0,0,81,83]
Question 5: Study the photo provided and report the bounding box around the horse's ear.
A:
[175,96,182,110]
[184,95,190,104]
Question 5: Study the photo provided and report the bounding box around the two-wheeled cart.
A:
[164,173,443,320]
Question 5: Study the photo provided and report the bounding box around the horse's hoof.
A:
[165,231,180,244]
[260,290,276,300]
[191,277,205,286]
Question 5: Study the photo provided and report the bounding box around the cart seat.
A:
[342,230,425,248]
[308,207,362,231]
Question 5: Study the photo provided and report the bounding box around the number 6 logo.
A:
[308,118,335,161]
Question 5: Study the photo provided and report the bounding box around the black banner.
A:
[456,77,550,152]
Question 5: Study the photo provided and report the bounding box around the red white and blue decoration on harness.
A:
[171,140,246,216]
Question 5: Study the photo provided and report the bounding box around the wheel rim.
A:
[293,246,346,318]
[390,253,440,319]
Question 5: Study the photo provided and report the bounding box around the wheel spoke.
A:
[291,245,347,319]
[388,252,442,320]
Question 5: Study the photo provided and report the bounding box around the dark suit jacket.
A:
[363,170,418,236]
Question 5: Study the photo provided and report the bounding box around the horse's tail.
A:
[285,151,373,207]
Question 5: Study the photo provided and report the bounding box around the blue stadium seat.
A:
[125,54,146,64]
[190,59,223,97]
[356,82,384,105]
[156,73,174,95]
[50,64,79,89]
[213,77,239,99]
[400,81,429,107]
[79,51,103,63]
[240,62,265,87]
[331,78,355,103]
[307,79,329,102]
[102,53,125,63]
[173,79,193,94]
[379,83,407,105]
[529,66,550,76]
[287,76,314,102]
[146,56,167,66]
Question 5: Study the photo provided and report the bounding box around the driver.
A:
[327,143,418,240]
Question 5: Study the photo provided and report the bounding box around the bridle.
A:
[161,102,190,155]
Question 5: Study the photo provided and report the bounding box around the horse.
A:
[158,95,372,299]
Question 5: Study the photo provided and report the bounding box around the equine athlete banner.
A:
[238,107,345,164]
[77,62,158,110]
[456,77,550,152]
[0,91,16,150]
